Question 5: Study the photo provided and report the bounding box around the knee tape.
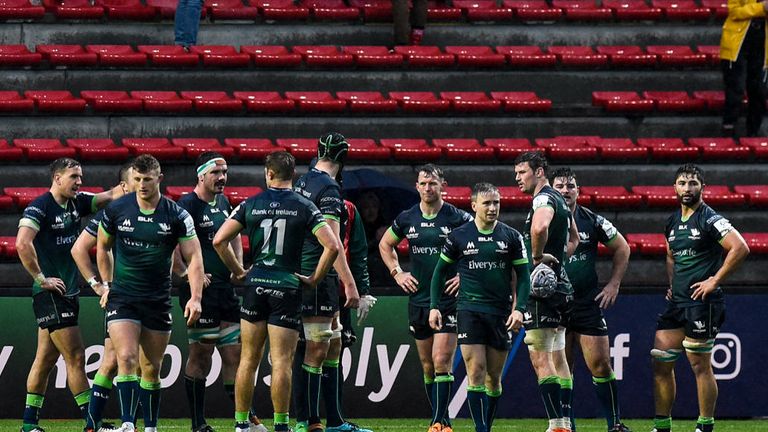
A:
[650,348,683,362]
[187,327,220,345]
[216,324,241,347]
[331,322,343,340]
[524,328,557,352]
[552,328,566,351]
[682,338,715,354]
[303,322,334,343]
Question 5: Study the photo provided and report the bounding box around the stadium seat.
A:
[275,138,319,161]
[552,0,612,20]
[603,0,662,20]
[4,187,51,207]
[596,45,656,67]
[97,0,156,19]
[251,0,309,20]
[439,92,502,113]
[646,45,708,67]
[637,137,699,160]
[490,92,552,112]
[503,0,562,20]
[292,46,354,67]
[483,138,537,160]
[579,186,642,208]
[0,192,13,210]
[692,90,725,111]
[171,138,236,158]
[190,46,251,67]
[547,46,608,67]
[625,233,666,255]
[204,0,258,19]
[742,232,768,254]
[393,46,455,67]
[497,185,532,208]
[36,45,98,67]
[223,138,278,160]
[651,0,710,20]
[180,91,244,113]
[137,45,200,67]
[233,91,295,112]
[584,137,648,160]
[81,90,143,112]
[631,185,677,207]
[342,46,403,68]
[642,91,706,112]
[85,45,148,67]
[431,138,495,160]
[441,186,472,208]
[701,185,746,207]
[0,0,45,19]
[146,0,184,17]
[696,45,720,66]
[165,186,194,201]
[535,136,599,160]
[687,137,752,160]
[739,137,768,159]
[445,46,506,67]
[225,186,263,205]
[0,45,43,67]
[347,0,391,21]
[426,0,462,20]
[336,92,398,113]
[734,185,768,206]
[0,139,23,162]
[24,91,87,112]
[495,46,557,68]
[65,138,131,160]
[13,138,76,160]
[591,91,654,112]
[379,139,442,161]
[42,0,104,19]
[302,0,359,20]
[0,91,34,112]
[345,138,392,160]
[700,0,726,17]
[389,92,451,113]
[130,91,193,112]
[284,92,347,113]
[0,236,17,258]
[122,138,185,159]
[453,0,514,21]
[241,45,303,67]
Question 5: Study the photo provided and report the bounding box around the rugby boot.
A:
[22,427,46,432]
[98,422,120,432]
[250,415,268,432]
[308,423,324,432]
[427,423,442,432]
[294,422,308,432]
[326,422,372,432]
[441,425,453,432]
[610,424,631,432]
[117,423,135,432]
[194,425,215,432]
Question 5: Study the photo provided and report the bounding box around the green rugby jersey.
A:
[294,168,345,275]
[438,221,529,316]
[566,205,618,305]
[230,187,327,289]
[176,192,232,286]
[388,202,472,307]
[524,185,574,295]
[666,203,733,306]
[100,193,196,301]
[20,191,96,296]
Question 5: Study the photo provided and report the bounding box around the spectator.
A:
[174,0,203,50]
[392,0,427,46]
[356,191,390,286]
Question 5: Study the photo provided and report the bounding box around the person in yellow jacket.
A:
[720,0,768,136]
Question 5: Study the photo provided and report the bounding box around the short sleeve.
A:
[85,211,102,237]
[100,203,116,236]
[317,186,344,221]
[532,193,554,211]
[440,232,461,263]
[20,198,46,230]
[511,231,529,266]
[705,212,733,241]
[75,192,96,217]
[229,201,247,226]
[460,209,473,223]
[389,211,407,241]
[307,203,327,234]
[177,208,197,240]
[595,214,618,244]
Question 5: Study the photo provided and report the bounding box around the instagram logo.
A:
[712,332,741,380]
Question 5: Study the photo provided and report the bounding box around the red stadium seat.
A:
[389,92,451,113]
[441,186,472,208]
[733,185,768,206]
[171,138,236,158]
[490,91,552,112]
[86,45,148,67]
[496,46,557,68]
[483,138,537,160]
[190,45,250,67]
[651,0,710,19]
[0,0,45,19]
[251,0,309,20]
[596,45,656,67]
[547,46,608,67]
[440,92,502,113]
[4,187,51,207]
[579,186,643,208]
[225,186,263,205]
[692,90,725,111]
[637,137,699,160]
[42,0,104,19]
[696,45,720,66]
[625,233,666,255]
[742,233,768,254]
[687,137,752,160]
[292,46,354,67]
[700,0,726,17]
[146,0,184,17]
[739,137,768,159]
[81,90,143,112]
[379,139,442,161]
[346,138,392,160]
[503,0,562,20]
[97,0,156,18]
[701,185,746,207]
[453,0,514,21]
[426,0,462,20]
[241,45,302,67]
[165,186,194,201]
[13,138,77,160]
[347,0,391,21]
[498,185,532,208]
[552,0,612,20]
[646,45,708,67]
[24,91,87,112]
[603,0,662,20]
[302,0,359,20]
[233,91,295,113]
[0,91,34,112]
[591,91,654,112]
[223,138,278,160]
[0,139,24,162]
[584,137,648,160]
[137,45,200,67]
[445,46,506,67]
[431,138,495,160]
[122,138,185,159]
[535,136,599,160]
[642,91,706,112]
[205,0,258,19]
[36,45,98,67]
[275,138,319,161]
[342,46,403,68]
[180,91,244,113]
[0,192,13,210]
[130,91,193,112]
[393,46,455,67]
[284,92,347,113]
[0,45,43,67]
[0,236,18,257]
[336,92,398,113]
[65,138,131,160]
[631,185,677,207]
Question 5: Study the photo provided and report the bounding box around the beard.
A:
[678,191,702,206]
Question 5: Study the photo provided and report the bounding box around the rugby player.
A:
[213,151,339,432]
[379,164,472,432]
[97,154,205,432]
[428,182,531,432]
[551,168,632,432]
[651,164,749,432]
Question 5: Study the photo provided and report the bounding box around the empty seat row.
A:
[593,90,732,113]
[0,90,551,114]
[0,44,721,69]
[3,186,104,207]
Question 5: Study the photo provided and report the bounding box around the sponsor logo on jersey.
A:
[478,236,493,242]
[411,246,439,255]
[668,229,675,242]
[463,241,479,255]
[495,240,509,254]
[440,226,451,236]
[678,224,687,230]
[713,218,733,237]
[468,260,505,270]
[138,215,153,223]
[118,218,135,232]
[420,222,435,228]
[270,201,281,208]
[689,228,701,240]
[199,214,214,228]
[579,232,590,242]
[406,226,419,240]
[158,223,171,235]
[457,333,467,339]
[56,235,76,246]
[694,320,705,330]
